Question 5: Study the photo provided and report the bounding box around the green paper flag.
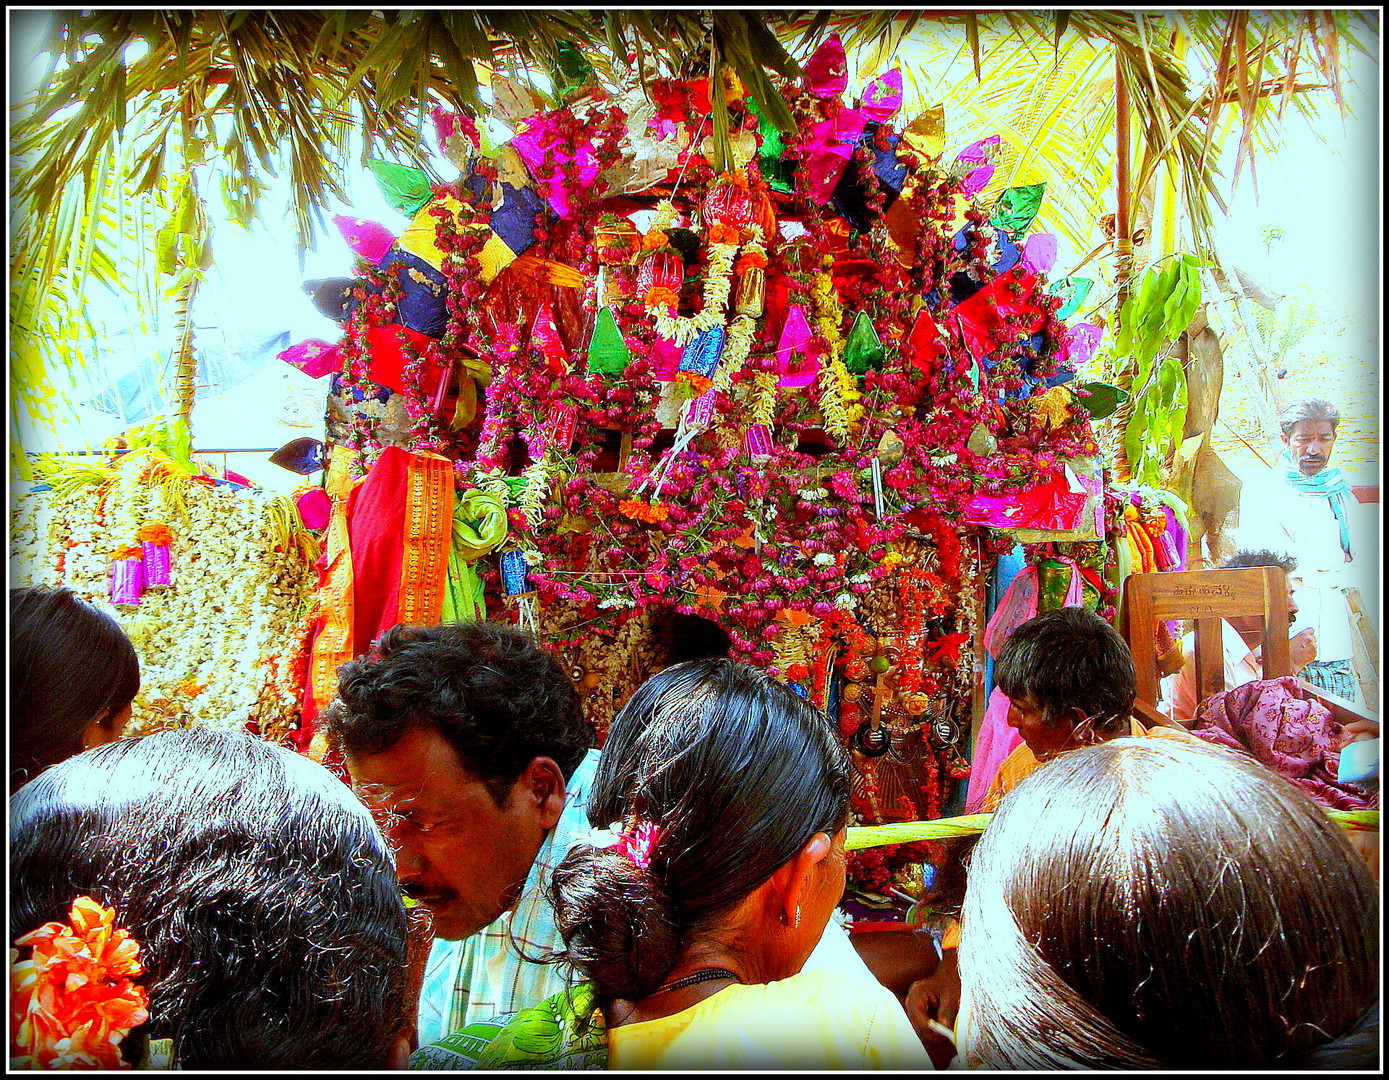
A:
[1050,276,1094,320]
[367,159,434,216]
[586,306,631,376]
[1072,381,1128,419]
[747,96,796,195]
[841,311,886,375]
[990,183,1045,238]
[552,41,593,99]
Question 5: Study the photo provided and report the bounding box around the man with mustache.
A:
[325,621,890,1054]
[325,621,600,1048]
[1236,398,1368,703]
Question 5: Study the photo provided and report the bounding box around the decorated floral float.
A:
[277,35,1140,910]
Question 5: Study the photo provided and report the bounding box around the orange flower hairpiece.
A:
[10,897,150,1071]
[111,545,144,562]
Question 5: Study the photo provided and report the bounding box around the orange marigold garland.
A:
[10,897,150,1070]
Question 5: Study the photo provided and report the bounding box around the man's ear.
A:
[769,831,833,928]
[517,756,567,830]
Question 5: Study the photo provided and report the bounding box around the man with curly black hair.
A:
[324,621,598,1048]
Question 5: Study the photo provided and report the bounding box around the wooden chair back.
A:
[1122,566,1292,718]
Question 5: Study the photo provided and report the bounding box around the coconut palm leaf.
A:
[10,9,1372,440]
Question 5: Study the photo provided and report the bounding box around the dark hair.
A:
[1279,398,1340,437]
[548,659,850,1001]
[993,606,1136,733]
[10,586,141,789]
[958,737,1378,1069]
[9,729,409,1069]
[1223,548,1297,573]
[324,621,592,803]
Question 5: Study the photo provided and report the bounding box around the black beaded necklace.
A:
[649,967,740,996]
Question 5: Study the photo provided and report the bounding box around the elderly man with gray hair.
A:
[1235,397,1368,703]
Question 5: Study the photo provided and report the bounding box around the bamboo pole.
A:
[1113,54,1134,308]
[1108,54,1136,481]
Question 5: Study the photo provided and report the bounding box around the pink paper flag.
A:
[860,69,903,123]
[278,339,343,379]
[775,305,819,388]
[1021,232,1058,275]
[1058,322,1103,369]
[956,135,1001,196]
[431,106,480,152]
[805,34,849,99]
[956,134,1001,166]
[801,108,868,205]
[651,336,682,381]
[332,215,395,264]
[512,115,602,219]
[960,162,996,197]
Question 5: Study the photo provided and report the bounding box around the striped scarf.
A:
[1279,450,1352,558]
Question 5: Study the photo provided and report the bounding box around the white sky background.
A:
[8,14,1381,493]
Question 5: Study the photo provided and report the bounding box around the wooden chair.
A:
[1122,566,1378,729]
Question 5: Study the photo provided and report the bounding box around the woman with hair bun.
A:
[415,658,931,1070]
[955,736,1378,1070]
[10,728,413,1069]
[10,586,141,793]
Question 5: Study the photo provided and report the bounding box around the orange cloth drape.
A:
[298,446,455,758]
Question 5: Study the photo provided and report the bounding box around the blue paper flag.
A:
[491,183,547,256]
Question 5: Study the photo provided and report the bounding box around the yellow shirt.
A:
[980,721,1198,812]
[607,967,933,1071]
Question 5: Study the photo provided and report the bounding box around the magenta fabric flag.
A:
[332,215,396,264]
[431,106,480,151]
[512,115,602,218]
[1021,232,1058,275]
[775,305,819,388]
[805,34,849,98]
[110,557,144,606]
[801,109,868,205]
[860,69,903,123]
[279,339,343,379]
[651,336,682,381]
[141,542,171,586]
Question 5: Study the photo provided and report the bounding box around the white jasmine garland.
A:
[9,457,316,741]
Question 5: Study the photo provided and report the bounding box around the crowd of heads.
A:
[9,595,1378,1069]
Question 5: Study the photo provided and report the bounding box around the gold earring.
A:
[793,906,801,930]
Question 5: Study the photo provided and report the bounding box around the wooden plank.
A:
[1260,565,1292,678]
[1345,586,1379,713]
[1139,568,1270,620]
[1124,583,1161,708]
[1194,616,1225,706]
